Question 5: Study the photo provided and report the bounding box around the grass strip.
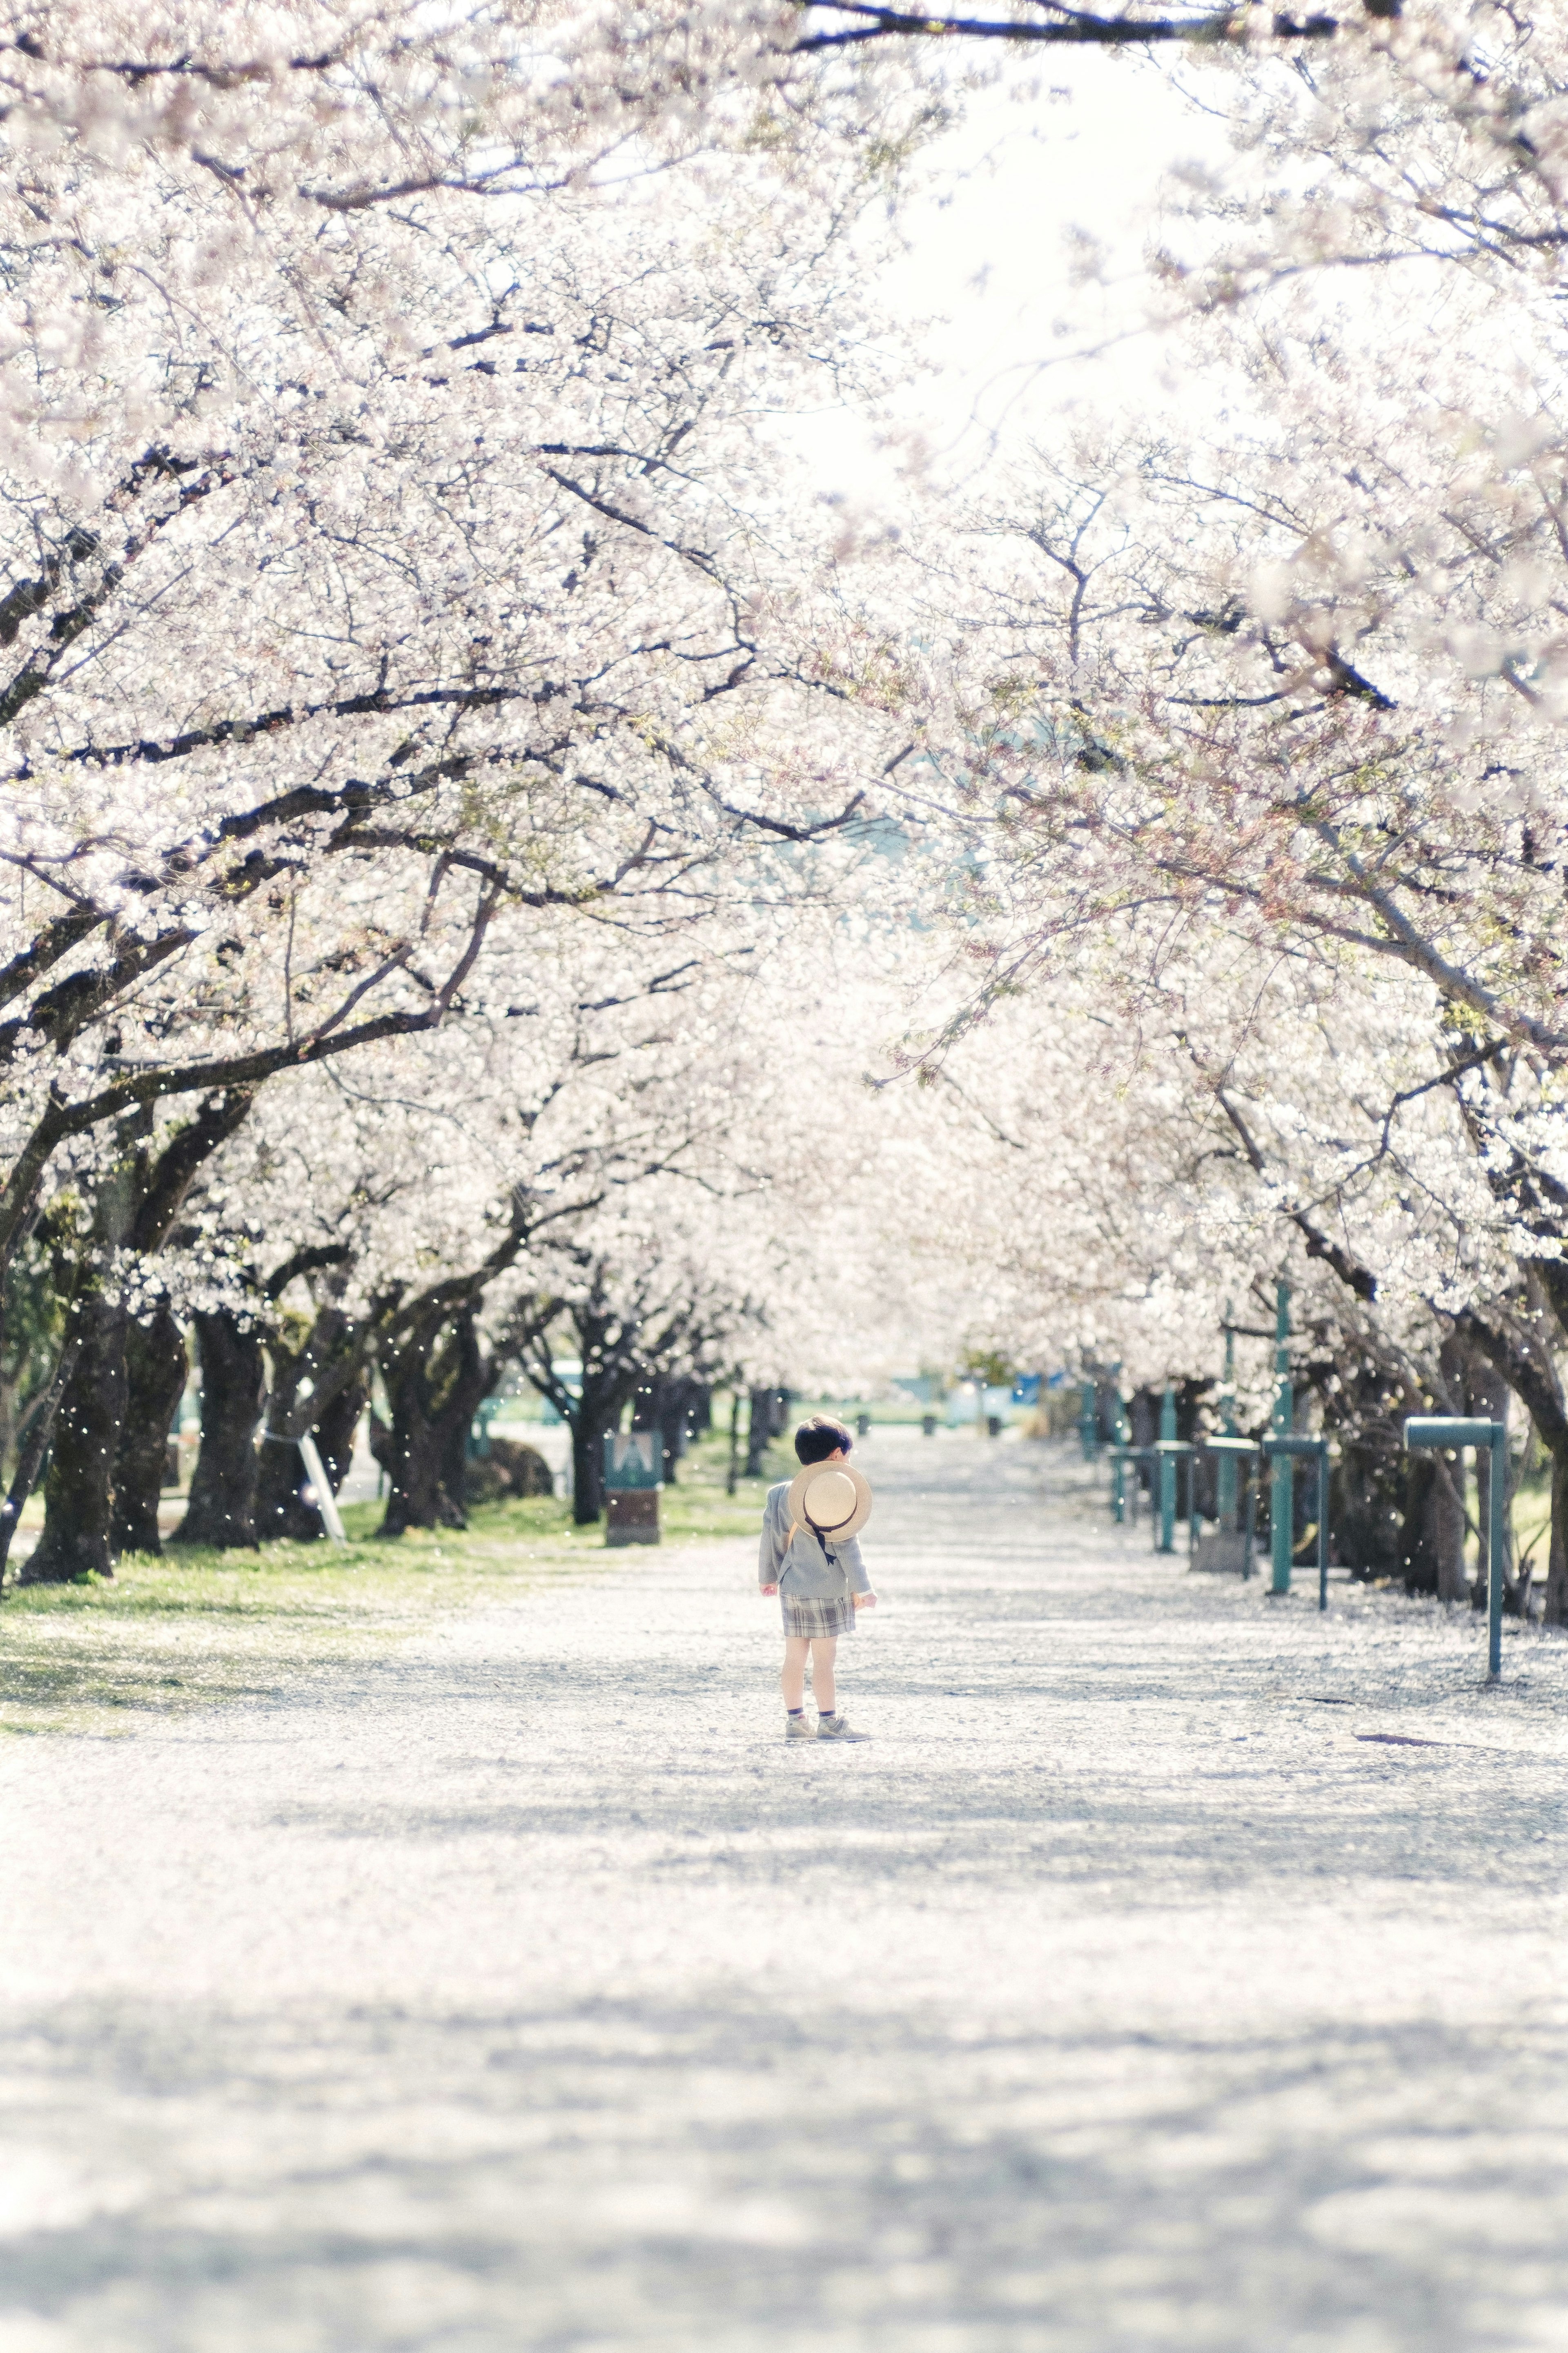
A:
[0,1434,795,1737]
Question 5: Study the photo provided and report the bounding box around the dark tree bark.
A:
[1331,1437,1405,1578]
[515,1292,647,1526]
[111,1305,188,1558]
[1402,1451,1466,1600]
[1458,1301,1567,1622]
[1431,1335,1471,1602]
[788,3,1352,63]
[1530,1444,1565,1621]
[252,1425,312,1543]
[314,1373,367,1501]
[22,1291,128,1583]
[254,1354,368,1542]
[745,1385,786,1478]
[1433,1328,1514,1609]
[569,1391,614,1524]
[379,1309,488,1536]
[438,1337,503,1518]
[21,1089,253,1582]
[253,1269,371,1543]
[173,1311,267,1549]
[632,1371,704,1485]
[568,1354,644,1524]
[0,1329,82,1590]
[511,1263,733,1526]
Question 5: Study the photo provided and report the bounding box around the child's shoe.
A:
[785,1713,818,1741]
[816,1712,868,1741]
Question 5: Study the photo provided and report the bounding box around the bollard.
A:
[1157,1384,1177,1551]
[1109,1443,1153,1529]
[1151,1442,1193,1555]
[1404,1417,1508,1679]
[1263,1433,1330,1612]
[1216,1311,1239,1528]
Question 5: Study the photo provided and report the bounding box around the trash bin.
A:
[603,1431,662,1546]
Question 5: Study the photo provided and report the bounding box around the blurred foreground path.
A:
[3,1433,1568,2353]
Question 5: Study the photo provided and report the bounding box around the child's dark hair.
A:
[794,1414,852,1465]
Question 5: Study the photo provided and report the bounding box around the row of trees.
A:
[9,3,1568,1636]
[0,3,927,1580]
[851,5,1568,1616]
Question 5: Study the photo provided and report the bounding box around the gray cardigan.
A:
[758,1480,871,1600]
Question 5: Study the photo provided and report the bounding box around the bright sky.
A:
[793,49,1236,501]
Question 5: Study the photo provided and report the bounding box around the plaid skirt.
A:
[780,1590,856,1638]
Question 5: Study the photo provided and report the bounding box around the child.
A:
[758,1413,876,1741]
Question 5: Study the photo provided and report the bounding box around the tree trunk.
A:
[111,1306,187,1558]
[445,1350,504,1514]
[255,1370,367,1543]
[1454,1303,1568,1623]
[1427,1331,1472,1603]
[379,1371,454,1534]
[0,1331,82,1590]
[1545,1445,1568,1627]
[1331,1436,1405,1578]
[314,1375,367,1501]
[22,1092,255,1581]
[1401,1453,1461,1598]
[569,1370,630,1524]
[253,1427,314,1542]
[745,1385,782,1479]
[571,1408,604,1523]
[632,1371,700,1485]
[254,1313,363,1541]
[173,1312,265,1549]
[1464,1356,1515,1609]
[379,1311,485,1537]
[1434,1452,1469,1603]
[21,1294,127,1583]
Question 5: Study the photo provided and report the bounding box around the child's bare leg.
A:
[810,1636,837,1716]
[781,1636,811,1712]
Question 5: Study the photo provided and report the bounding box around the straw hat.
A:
[786,1460,873,1545]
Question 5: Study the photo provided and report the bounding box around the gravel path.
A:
[3,1431,1568,2353]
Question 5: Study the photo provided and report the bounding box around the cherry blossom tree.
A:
[0,0,931,1574]
[877,0,1568,1609]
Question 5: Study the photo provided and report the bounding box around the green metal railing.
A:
[1202,1434,1260,1581]
[1404,1416,1507,1681]
[1263,1432,1330,1612]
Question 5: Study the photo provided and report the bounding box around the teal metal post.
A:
[1404,1417,1508,1679]
[1158,1383,1177,1553]
[1264,1434,1330,1612]
[1490,1420,1506,1681]
[1216,1313,1238,1528]
[1270,1280,1294,1594]
[1079,1379,1098,1462]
